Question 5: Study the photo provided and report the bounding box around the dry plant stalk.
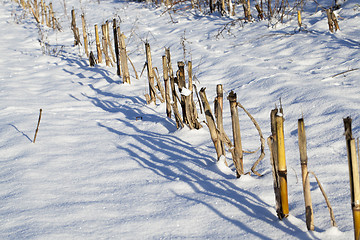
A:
[173,61,200,130]
[162,56,172,118]
[49,3,55,29]
[176,61,199,129]
[188,61,193,91]
[326,9,334,33]
[214,86,232,150]
[166,48,181,128]
[297,10,302,28]
[34,0,40,19]
[255,4,264,20]
[154,78,165,101]
[326,9,339,33]
[49,3,53,27]
[27,0,40,24]
[153,68,165,101]
[89,51,96,66]
[276,114,289,217]
[119,33,130,84]
[268,135,283,218]
[113,20,121,76]
[237,102,265,176]
[94,25,102,63]
[40,0,44,24]
[228,91,244,178]
[101,24,111,67]
[177,62,189,126]
[44,1,49,27]
[298,118,314,231]
[209,0,214,13]
[268,0,273,18]
[106,21,116,63]
[344,117,360,240]
[243,0,252,21]
[33,109,42,143]
[29,4,40,23]
[199,88,223,160]
[214,84,226,158]
[188,62,201,129]
[306,171,337,228]
[172,102,184,128]
[221,0,226,13]
[269,108,287,219]
[188,61,194,116]
[81,14,89,57]
[146,75,164,103]
[331,68,359,78]
[331,10,340,31]
[145,43,156,104]
[193,84,203,115]
[71,9,81,46]
[126,52,139,80]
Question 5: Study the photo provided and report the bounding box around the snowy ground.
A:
[0,0,359,239]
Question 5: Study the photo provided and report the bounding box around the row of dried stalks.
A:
[159,0,341,31]
[13,0,61,30]
[70,10,138,84]
[142,43,266,178]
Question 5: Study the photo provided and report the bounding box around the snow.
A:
[0,0,359,239]
[180,87,192,96]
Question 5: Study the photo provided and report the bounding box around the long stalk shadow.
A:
[9,124,32,142]
[98,117,312,239]
[60,54,123,84]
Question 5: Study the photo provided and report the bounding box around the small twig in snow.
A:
[331,68,359,78]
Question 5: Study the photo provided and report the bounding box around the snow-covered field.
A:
[1,0,359,239]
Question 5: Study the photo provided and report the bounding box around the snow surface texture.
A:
[0,0,359,239]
